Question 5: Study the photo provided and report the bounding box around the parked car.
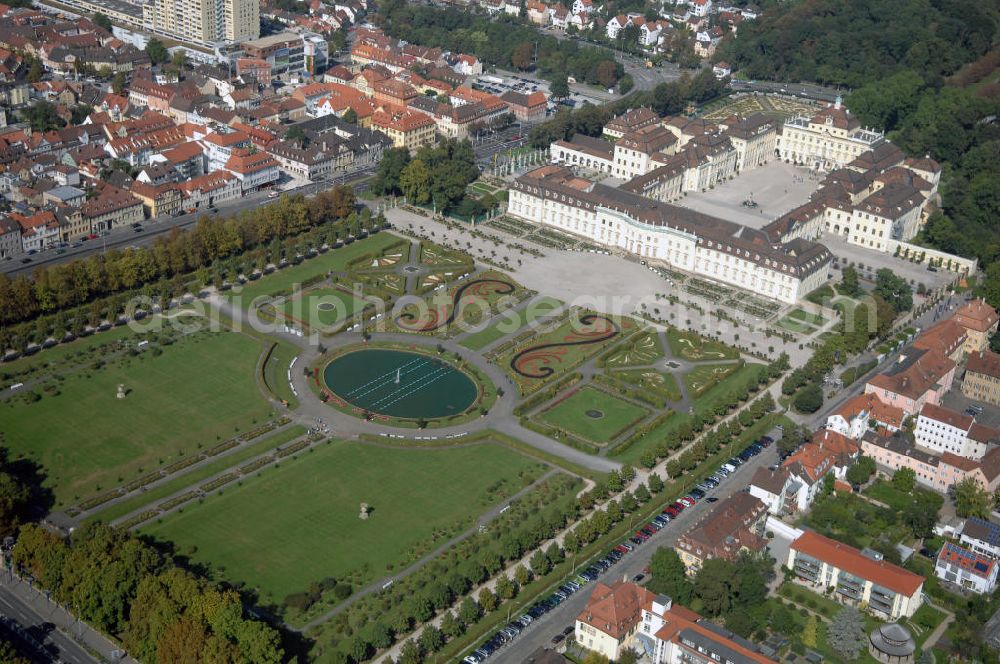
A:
[551,634,565,645]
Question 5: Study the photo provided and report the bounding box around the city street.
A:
[0,569,134,664]
[490,439,781,663]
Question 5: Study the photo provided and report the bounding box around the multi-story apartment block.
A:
[575,581,655,661]
[864,348,956,417]
[861,429,1000,494]
[145,0,258,45]
[674,493,767,575]
[787,531,924,621]
[915,403,999,460]
[639,595,776,664]
[370,109,436,152]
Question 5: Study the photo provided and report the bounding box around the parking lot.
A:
[822,235,956,292]
[676,161,819,229]
[464,429,782,664]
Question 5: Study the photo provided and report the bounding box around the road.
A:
[0,569,122,664]
[490,439,781,663]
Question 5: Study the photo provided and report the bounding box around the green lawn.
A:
[609,368,682,402]
[776,316,817,334]
[140,441,545,605]
[4,330,272,506]
[459,296,563,351]
[280,286,367,327]
[227,233,403,305]
[684,362,741,398]
[537,385,649,444]
[86,424,308,525]
[787,308,829,327]
[666,328,739,361]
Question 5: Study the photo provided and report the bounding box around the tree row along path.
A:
[374,378,786,662]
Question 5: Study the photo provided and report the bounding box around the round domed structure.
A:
[869,623,916,664]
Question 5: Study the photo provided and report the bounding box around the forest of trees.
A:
[13,523,284,663]
[716,0,996,87]
[375,0,624,88]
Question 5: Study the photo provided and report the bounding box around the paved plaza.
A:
[675,161,820,228]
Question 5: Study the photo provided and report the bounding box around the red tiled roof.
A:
[867,349,955,401]
[954,299,999,333]
[577,580,655,639]
[835,392,904,429]
[913,319,966,356]
[967,350,1000,379]
[791,531,924,596]
[919,403,973,430]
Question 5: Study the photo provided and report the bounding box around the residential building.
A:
[576,580,655,660]
[13,210,59,252]
[638,594,775,664]
[787,531,924,620]
[935,542,999,594]
[80,186,144,232]
[825,392,904,440]
[864,348,956,417]
[861,430,1000,494]
[267,138,352,181]
[674,493,768,575]
[953,299,999,355]
[748,467,794,516]
[960,517,1000,560]
[912,318,967,362]
[500,90,548,122]
[507,165,831,304]
[223,148,280,192]
[781,429,859,511]
[146,0,259,45]
[178,170,241,209]
[200,131,252,172]
[0,215,22,259]
[915,403,999,460]
[128,181,182,218]
[371,108,436,151]
[963,350,1000,407]
[779,98,885,171]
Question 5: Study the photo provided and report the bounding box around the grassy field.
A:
[140,441,546,605]
[4,330,272,505]
[459,296,563,351]
[280,286,367,327]
[683,362,741,397]
[538,385,649,444]
[86,424,308,525]
[609,368,683,402]
[666,328,739,361]
[228,233,403,305]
